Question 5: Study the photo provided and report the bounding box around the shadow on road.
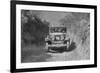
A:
[48,41,77,53]
[21,45,52,63]
[66,41,76,52]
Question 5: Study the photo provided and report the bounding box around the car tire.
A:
[66,40,70,50]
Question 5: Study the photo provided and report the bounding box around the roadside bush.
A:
[21,10,49,46]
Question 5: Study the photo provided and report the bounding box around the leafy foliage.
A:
[60,12,90,43]
[21,10,49,46]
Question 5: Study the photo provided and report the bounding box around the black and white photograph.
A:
[21,10,90,63]
[11,1,97,72]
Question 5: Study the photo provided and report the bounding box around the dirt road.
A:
[22,42,89,63]
[46,49,82,62]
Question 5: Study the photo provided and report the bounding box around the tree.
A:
[21,10,49,46]
[60,12,90,44]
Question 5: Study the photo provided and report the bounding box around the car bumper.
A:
[47,44,67,50]
[48,44,67,47]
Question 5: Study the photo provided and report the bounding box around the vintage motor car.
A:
[45,25,70,52]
